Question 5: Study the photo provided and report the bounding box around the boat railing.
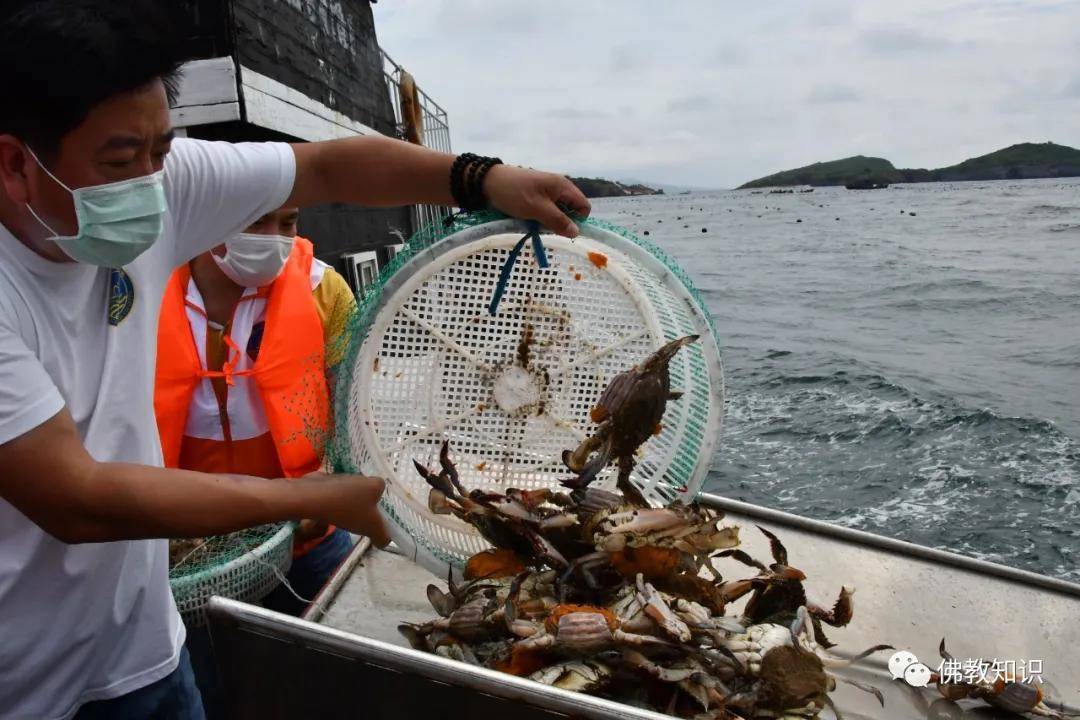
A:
[381,48,454,234]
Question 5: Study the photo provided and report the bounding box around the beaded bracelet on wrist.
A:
[449,153,503,211]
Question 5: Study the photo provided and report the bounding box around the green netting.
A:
[169,522,293,627]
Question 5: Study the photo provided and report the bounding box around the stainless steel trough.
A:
[208,492,1080,719]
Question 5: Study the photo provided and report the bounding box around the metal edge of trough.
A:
[305,492,1080,629]
[212,596,673,720]
[699,492,1080,598]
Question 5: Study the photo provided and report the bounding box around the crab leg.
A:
[617,454,649,508]
[556,551,608,601]
[835,676,885,707]
[715,548,769,574]
[791,607,892,668]
[636,574,692,642]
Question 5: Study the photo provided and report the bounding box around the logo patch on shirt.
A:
[108,268,135,326]
[247,321,265,362]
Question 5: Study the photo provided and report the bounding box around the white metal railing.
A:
[381,48,453,234]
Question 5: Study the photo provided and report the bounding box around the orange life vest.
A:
[154,238,331,480]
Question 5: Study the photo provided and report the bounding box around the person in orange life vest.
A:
[156,206,357,716]
[155,205,358,614]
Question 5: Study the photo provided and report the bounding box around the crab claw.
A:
[414,458,457,499]
[504,572,538,638]
[428,488,453,515]
[809,586,853,627]
[757,525,790,566]
[426,585,456,618]
[771,564,808,582]
[635,574,692,642]
[561,438,613,491]
[438,440,466,495]
[398,623,428,650]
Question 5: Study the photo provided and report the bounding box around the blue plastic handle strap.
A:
[488,220,549,315]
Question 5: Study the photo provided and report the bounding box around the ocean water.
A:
[593,179,1080,583]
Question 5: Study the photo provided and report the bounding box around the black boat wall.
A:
[173,0,415,271]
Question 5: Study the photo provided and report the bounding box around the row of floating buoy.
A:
[642,227,708,236]
[622,199,922,237]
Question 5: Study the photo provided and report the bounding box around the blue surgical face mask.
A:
[24,147,167,267]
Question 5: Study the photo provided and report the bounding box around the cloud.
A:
[805,4,853,27]
[374,1,1080,188]
[857,24,952,55]
[608,42,651,73]
[707,43,748,67]
[543,107,610,120]
[667,94,716,113]
[805,84,864,104]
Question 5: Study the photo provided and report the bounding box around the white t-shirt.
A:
[0,138,296,719]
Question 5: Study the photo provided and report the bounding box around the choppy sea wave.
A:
[594,178,1080,582]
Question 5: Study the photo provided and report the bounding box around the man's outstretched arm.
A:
[287,135,591,238]
[0,408,389,546]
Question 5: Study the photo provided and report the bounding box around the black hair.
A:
[0,0,187,155]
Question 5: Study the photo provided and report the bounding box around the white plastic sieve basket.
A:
[335,217,723,577]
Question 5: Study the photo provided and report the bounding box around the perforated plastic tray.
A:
[334,216,724,576]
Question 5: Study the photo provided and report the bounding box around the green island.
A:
[738,141,1080,189]
[567,176,663,198]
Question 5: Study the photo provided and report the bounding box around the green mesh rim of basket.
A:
[326,211,722,568]
[168,522,291,591]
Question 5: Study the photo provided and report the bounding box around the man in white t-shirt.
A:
[0,2,590,719]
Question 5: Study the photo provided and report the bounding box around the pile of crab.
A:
[399,442,891,720]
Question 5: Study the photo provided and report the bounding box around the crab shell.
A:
[542,606,619,656]
[465,548,528,580]
[754,645,833,717]
[983,678,1044,713]
[437,598,504,644]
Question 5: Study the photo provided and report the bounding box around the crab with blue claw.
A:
[561,335,700,507]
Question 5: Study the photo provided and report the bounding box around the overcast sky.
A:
[373,1,1080,189]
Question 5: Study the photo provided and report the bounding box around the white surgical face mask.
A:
[24,147,167,267]
[213,232,294,287]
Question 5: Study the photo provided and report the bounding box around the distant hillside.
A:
[568,176,663,198]
[738,142,1080,189]
[618,178,719,193]
[738,156,897,189]
[932,142,1080,181]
